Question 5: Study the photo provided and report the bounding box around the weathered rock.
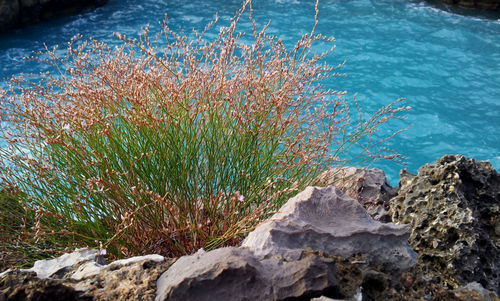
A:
[68,254,164,281]
[69,261,102,281]
[315,167,397,221]
[389,155,500,294]
[1,156,497,300]
[0,0,108,33]
[1,249,173,301]
[156,247,343,301]
[0,270,89,301]
[372,278,500,301]
[68,254,173,301]
[25,248,97,279]
[439,0,500,11]
[242,186,416,272]
[459,282,498,301]
[316,167,396,203]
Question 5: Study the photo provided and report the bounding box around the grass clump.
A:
[0,0,409,260]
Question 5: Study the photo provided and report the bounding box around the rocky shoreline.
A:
[436,0,500,11]
[0,155,498,300]
[1,0,499,35]
[0,0,107,33]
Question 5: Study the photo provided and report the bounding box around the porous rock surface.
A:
[388,155,500,294]
[242,186,416,272]
[0,270,88,301]
[2,155,499,300]
[0,251,173,301]
[68,254,173,301]
[156,247,341,301]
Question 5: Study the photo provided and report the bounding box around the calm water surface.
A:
[1,0,499,184]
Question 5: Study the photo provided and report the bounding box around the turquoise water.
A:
[1,0,499,184]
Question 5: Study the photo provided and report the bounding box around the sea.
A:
[1,0,499,184]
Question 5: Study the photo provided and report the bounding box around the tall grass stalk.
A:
[0,0,409,259]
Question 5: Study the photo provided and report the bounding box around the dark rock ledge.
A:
[0,155,498,301]
[0,0,107,33]
[438,0,500,11]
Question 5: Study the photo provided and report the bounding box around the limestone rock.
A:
[69,254,173,301]
[315,167,397,221]
[316,167,395,203]
[107,254,164,269]
[241,186,416,272]
[2,249,172,301]
[2,156,498,299]
[156,247,342,301]
[458,282,498,301]
[26,248,97,279]
[69,261,102,281]
[0,270,89,301]
[67,254,166,282]
[0,253,171,300]
[389,155,500,294]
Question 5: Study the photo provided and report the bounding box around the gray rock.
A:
[156,247,341,301]
[316,167,395,203]
[241,186,416,272]
[3,249,171,300]
[315,167,397,221]
[68,254,172,300]
[26,248,97,279]
[388,155,500,294]
[261,255,339,300]
[109,254,164,268]
[0,270,88,301]
[156,248,267,301]
[69,261,102,281]
[68,254,165,281]
[460,282,495,301]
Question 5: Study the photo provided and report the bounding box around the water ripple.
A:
[0,0,499,184]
